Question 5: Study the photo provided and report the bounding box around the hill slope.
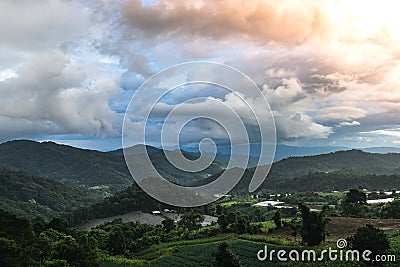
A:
[0,140,223,192]
[0,140,132,192]
[0,168,99,219]
[195,149,400,192]
[270,149,400,177]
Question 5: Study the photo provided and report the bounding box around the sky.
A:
[1,0,400,151]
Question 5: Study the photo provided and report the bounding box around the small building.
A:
[367,198,394,205]
[201,221,212,227]
[152,211,161,215]
[254,200,285,207]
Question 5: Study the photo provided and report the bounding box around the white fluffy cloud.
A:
[317,107,367,122]
[0,51,121,139]
[2,0,400,148]
[0,0,123,141]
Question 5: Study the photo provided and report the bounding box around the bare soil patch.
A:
[267,217,400,244]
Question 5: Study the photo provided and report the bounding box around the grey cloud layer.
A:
[0,0,121,141]
[122,0,326,44]
[1,0,400,147]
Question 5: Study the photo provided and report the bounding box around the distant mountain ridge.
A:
[270,149,400,177]
[0,140,223,191]
[275,144,400,161]
[2,140,400,219]
[181,143,400,162]
[2,140,400,192]
[194,149,400,191]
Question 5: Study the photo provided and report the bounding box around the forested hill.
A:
[195,149,400,191]
[270,149,400,177]
[0,168,98,219]
[0,140,132,192]
[64,183,159,226]
[0,140,223,191]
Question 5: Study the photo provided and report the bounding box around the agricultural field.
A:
[129,237,297,266]
[102,235,358,266]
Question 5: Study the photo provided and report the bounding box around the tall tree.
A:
[273,211,282,229]
[349,224,389,260]
[341,189,367,217]
[162,218,175,232]
[218,214,228,233]
[381,198,400,219]
[298,204,327,246]
[213,242,240,267]
[178,212,204,231]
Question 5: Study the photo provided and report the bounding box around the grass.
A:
[254,218,298,233]
[135,239,287,266]
[100,255,148,267]
[319,191,345,197]
[238,234,299,246]
[256,220,276,233]
[136,234,236,261]
[134,234,299,266]
[102,234,360,266]
[387,230,400,255]
[133,238,355,266]
[219,200,239,207]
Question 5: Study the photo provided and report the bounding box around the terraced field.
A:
[100,217,400,266]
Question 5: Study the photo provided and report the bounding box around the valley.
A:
[2,140,400,266]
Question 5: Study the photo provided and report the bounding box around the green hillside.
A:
[0,140,132,192]
[270,149,400,177]
[269,171,400,191]
[0,169,99,219]
[64,182,159,226]
[195,149,400,192]
[0,140,223,192]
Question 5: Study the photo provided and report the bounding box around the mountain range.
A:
[183,143,400,164]
[2,140,400,220]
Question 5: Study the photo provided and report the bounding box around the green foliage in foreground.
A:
[341,189,367,217]
[99,255,148,266]
[2,205,393,267]
[349,224,390,259]
[238,234,299,246]
[132,238,355,267]
[0,209,98,267]
[381,198,400,219]
[213,241,240,267]
[299,204,327,246]
[136,234,235,261]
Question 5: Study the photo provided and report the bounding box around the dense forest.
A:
[0,140,222,192]
[63,184,160,227]
[0,140,133,192]
[0,169,99,219]
[4,141,400,221]
[3,141,400,266]
[197,150,400,192]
